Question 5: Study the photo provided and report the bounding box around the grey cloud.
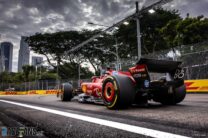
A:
[164,0,208,17]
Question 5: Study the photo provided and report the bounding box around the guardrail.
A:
[0,80,208,95]
[0,90,60,95]
[185,80,208,92]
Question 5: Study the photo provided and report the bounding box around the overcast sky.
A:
[0,0,208,72]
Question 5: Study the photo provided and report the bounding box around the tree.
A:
[79,30,116,72]
[22,65,35,82]
[0,72,12,83]
[26,29,116,74]
[57,62,93,79]
[26,30,89,66]
[160,19,182,47]
[160,15,208,46]
[26,8,208,77]
[115,8,181,57]
[176,16,208,45]
[13,72,24,83]
[40,72,57,80]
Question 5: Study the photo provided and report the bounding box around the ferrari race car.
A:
[57,58,186,109]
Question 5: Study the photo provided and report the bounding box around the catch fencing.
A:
[119,40,208,80]
[0,41,207,92]
[0,79,91,91]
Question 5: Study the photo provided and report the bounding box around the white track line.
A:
[0,99,190,138]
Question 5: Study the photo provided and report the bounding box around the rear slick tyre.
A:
[174,84,186,104]
[61,83,73,101]
[102,75,135,109]
[160,84,186,105]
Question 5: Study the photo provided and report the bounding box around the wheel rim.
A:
[104,82,115,102]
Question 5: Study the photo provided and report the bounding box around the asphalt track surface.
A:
[0,94,208,138]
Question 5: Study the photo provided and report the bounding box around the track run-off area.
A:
[0,94,208,138]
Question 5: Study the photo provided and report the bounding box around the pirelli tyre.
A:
[159,84,186,105]
[102,75,135,109]
[61,83,73,101]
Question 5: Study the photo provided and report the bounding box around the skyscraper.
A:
[32,56,43,66]
[0,46,3,72]
[0,42,13,72]
[18,36,30,72]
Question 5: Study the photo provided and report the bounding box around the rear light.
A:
[81,85,87,93]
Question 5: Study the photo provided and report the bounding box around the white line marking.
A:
[0,99,190,138]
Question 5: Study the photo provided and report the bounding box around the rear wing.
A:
[137,58,182,73]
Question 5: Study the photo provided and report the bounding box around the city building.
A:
[18,36,30,72]
[0,46,3,72]
[0,42,13,72]
[32,56,43,66]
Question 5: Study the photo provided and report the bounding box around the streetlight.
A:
[114,38,120,70]
[135,1,142,61]
[78,63,80,87]
[135,2,156,60]
[35,65,38,89]
[148,9,155,14]
[56,61,59,89]
[135,4,155,61]
[123,21,129,25]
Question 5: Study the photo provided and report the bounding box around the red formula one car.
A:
[57,58,186,109]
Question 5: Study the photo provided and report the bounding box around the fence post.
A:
[186,67,190,80]
[42,80,43,90]
[46,80,48,90]
[38,81,40,90]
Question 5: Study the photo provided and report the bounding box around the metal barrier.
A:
[185,80,208,92]
[0,80,208,96]
[0,90,60,95]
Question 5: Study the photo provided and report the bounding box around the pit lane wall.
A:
[0,90,60,95]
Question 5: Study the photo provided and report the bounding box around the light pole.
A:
[78,63,80,87]
[135,2,156,60]
[135,2,142,61]
[56,61,59,89]
[114,37,120,70]
[35,65,38,89]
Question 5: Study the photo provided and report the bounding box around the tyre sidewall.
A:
[102,75,135,109]
[61,83,73,101]
[102,76,119,109]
